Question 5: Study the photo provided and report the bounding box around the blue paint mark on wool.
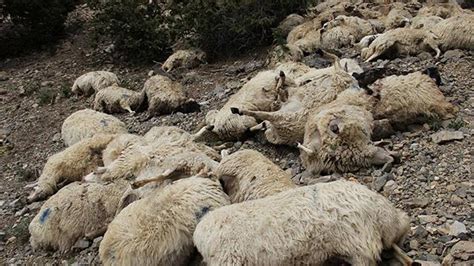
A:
[40,208,51,224]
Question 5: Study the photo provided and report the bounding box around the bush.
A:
[0,0,77,58]
[92,0,175,62]
[170,0,311,57]
[91,0,311,61]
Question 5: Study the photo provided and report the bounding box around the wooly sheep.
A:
[195,70,290,141]
[93,85,144,114]
[143,75,199,116]
[361,28,441,62]
[216,149,296,203]
[417,1,466,19]
[274,61,312,80]
[277,13,305,37]
[234,55,360,146]
[432,14,474,51]
[194,179,412,266]
[29,180,128,253]
[102,133,142,166]
[99,176,229,266]
[61,109,127,147]
[299,104,396,175]
[266,44,304,67]
[320,15,376,49]
[72,71,119,96]
[383,5,412,29]
[27,134,116,203]
[369,71,458,125]
[161,49,206,72]
[85,126,219,183]
[410,15,444,30]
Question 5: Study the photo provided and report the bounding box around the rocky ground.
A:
[0,10,473,266]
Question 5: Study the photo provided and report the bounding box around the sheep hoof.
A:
[27,189,47,203]
[230,107,242,115]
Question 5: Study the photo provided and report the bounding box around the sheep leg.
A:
[212,142,233,151]
[392,244,414,266]
[250,121,267,132]
[27,187,50,203]
[85,227,107,240]
[130,168,176,189]
[241,110,278,122]
[297,142,314,155]
[122,104,135,115]
[371,146,394,173]
[194,125,214,139]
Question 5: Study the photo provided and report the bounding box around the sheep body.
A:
[29,181,127,253]
[99,177,229,266]
[72,71,119,96]
[267,44,304,67]
[410,15,443,30]
[143,75,198,115]
[93,85,143,114]
[277,13,305,37]
[433,14,474,51]
[361,28,440,62]
[61,109,127,147]
[28,134,116,202]
[199,70,285,140]
[321,15,375,49]
[194,179,410,266]
[102,133,142,166]
[216,149,296,203]
[161,49,206,72]
[370,71,457,124]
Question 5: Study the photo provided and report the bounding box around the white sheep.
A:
[93,85,144,114]
[432,14,474,51]
[61,109,127,147]
[27,134,116,203]
[102,133,142,166]
[29,180,128,253]
[417,1,467,19]
[320,15,376,49]
[361,28,441,62]
[72,71,119,96]
[194,69,290,141]
[194,179,412,266]
[266,44,304,67]
[99,176,229,266]
[143,75,199,115]
[383,4,412,29]
[299,103,396,175]
[161,49,206,72]
[410,15,444,30]
[277,13,305,37]
[216,149,296,203]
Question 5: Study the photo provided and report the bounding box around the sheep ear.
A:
[343,62,349,73]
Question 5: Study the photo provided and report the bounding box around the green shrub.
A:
[92,0,174,62]
[169,0,311,57]
[90,0,311,61]
[0,0,78,58]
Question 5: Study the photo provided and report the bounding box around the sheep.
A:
[161,49,206,72]
[99,176,229,266]
[102,133,142,166]
[369,71,458,125]
[143,75,199,116]
[27,134,116,203]
[274,61,312,80]
[29,180,128,253]
[93,85,144,114]
[85,126,220,183]
[383,5,412,29]
[233,53,360,146]
[361,28,441,62]
[61,109,127,147]
[298,103,396,175]
[72,71,119,96]
[194,179,413,266]
[432,14,474,51]
[320,15,376,49]
[266,44,304,67]
[216,149,296,203]
[410,15,443,30]
[418,1,466,19]
[194,69,290,141]
[277,13,305,37]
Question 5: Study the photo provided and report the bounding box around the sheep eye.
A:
[330,124,339,134]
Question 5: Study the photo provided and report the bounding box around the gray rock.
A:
[409,197,430,208]
[415,260,441,266]
[431,130,464,144]
[443,49,464,61]
[92,236,103,249]
[8,198,22,209]
[383,180,397,193]
[0,200,5,207]
[450,195,464,206]
[0,71,9,81]
[419,215,438,224]
[410,239,420,250]
[0,231,5,241]
[73,239,90,250]
[449,221,468,237]
[373,174,388,192]
[442,241,474,265]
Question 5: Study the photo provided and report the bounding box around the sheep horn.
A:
[297,143,314,155]
[392,244,415,266]
[130,168,175,189]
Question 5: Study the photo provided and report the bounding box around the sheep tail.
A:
[392,244,415,266]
